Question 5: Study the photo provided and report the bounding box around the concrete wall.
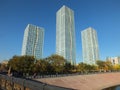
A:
[0,74,72,90]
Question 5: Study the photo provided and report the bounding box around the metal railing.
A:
[27,70,120,79]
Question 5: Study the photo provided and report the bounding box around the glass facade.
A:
[56,5,76,65]
[21,24,44,60]
[81,27,99,65]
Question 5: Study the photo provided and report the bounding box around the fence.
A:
[27,70,120,79]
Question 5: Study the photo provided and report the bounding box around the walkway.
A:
[35,72,120,90]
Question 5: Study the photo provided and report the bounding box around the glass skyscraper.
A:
[81,27,99,65]
[56,5,76,65]
[21,24,44,60]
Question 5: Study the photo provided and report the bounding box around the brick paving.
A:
[35,72,120,90]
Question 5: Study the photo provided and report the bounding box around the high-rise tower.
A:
[21,24,44,59]
[56,5,76,65]
[81,27,99,65]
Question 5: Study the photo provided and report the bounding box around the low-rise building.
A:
[107,57,120,65]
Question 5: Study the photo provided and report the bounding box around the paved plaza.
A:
[36,72,120,90]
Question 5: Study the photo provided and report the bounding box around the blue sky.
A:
[0,0,120,63]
